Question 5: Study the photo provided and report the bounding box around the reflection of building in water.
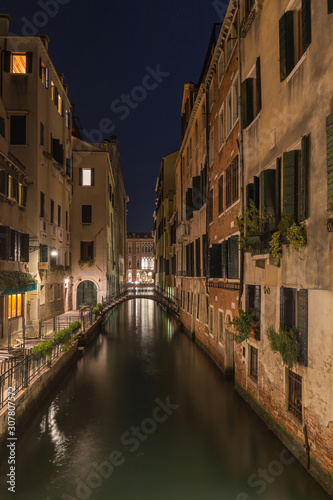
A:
[126,232,155,283]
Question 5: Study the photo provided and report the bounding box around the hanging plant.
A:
[269,231,282,260]
[268,214,307,260]
[228,309,258,343]
[266,325,300,369]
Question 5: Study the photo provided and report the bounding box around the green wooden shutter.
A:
[326,114,333,210]
[256,57,262,113]
[246,183,254,208]
[208,246,212,278]
[91,168,95,186]
[302,0,311,53]
[202,234,207,276]
[241,79,255,128]
[253,176,260,209]
[329,0,333,14]
[275,158,281,220]
[297,289,308,366]
[228,236,239,279]
[196,238,201,276]
[260,169,276,215]
[300,135,309,221]
[0,226,10,260]
[279,12,294,81]
[21,233,29,262]
[283,150,297,217]
[211,244,222,278]
[221,240,228,278]
[192,175,201,210]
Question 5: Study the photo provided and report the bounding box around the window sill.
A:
[248,374,258,386]
[286,52,307,83]
[224,198,240,215]
[243,112,260,132]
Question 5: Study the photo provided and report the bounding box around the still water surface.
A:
[0,300,330,500]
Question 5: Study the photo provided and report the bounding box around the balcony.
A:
[50,223,57,240]
[58,227,63,243]
[176,222,190,243]
[40,218,47,236]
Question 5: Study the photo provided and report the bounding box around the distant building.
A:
[0,15,72,328]
[71,136,127,307]
[154,150,178,295]
[126,232,155,283]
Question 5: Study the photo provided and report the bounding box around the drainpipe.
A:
[205,88,209,296]
[237,0,245,308]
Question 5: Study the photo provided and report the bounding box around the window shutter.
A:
[279,12,294,81]
[283,151,297,217]
[253,176,260,209]
[10,230,18,261]
[191,242,194,276]
[26,52,33,73]
[23,185,27,207]
[91,168,95,186]
[246,182,254,208]
[221,240,228,278]
[297,289,308,366]
[0,226,10,260]
[260,169,276,215]
[80,241,84,260]
[228,236,239,279]
[196,238,200,276]
[202,234,207,276]
[192,175,201,210]
[280,286,285,329]
[0,170,6,195]
[4,51,11,72]
[326,114,333,210]
[329,0,333,13]
[256,57,262,113]
[302,0,311,53]
[241,79,254,128]
[0,116,5,137]
[275,158,281,219]
[79,168,82,186]
[300,135,309,221]
[245,285,250,313]
[21,233,29,262]
[211,244,222,278]
[255,285,261,340]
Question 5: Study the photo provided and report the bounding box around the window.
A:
[51,81,57,104]
[50,247,57,266]
[40,122,44,146]
[58,205,61,227]
[245,285,261,339]
[82,205,92,224]
[327,114,333,210]
[226,157,239,207]
[136,242,140,253]
[208,189,213,223]
[79,168,95,186]
[209,237,239,279]
[218,52,224,84]
[49,284,54,302]
[8,176,18,201]
[129,259,132,268]
[218,311,224,343]
[0,116,5,137]
[50,199,54,224]
[226,18,238,62]
[288,370,302,421]
[195,121,198,145]
[241,59,261,128]
[18,183,27,206]
[209,82,214,110]
[232,77,239,122]
[209,129,214,166]
[218,175,224,214]
[280,287,308,366]
[10,115,26,145]
[128,243,132,254]
[40,191,45,218]
[40,59,48,87]
[137,259,140,268]
[57,94,63,116]
[11,53,27,73]
[226,90,232,136]
[279,1,311,81]
[282,136,309,222]
[218,106,224,148]
[8,294,22,318]
[209,307,214,334]
[39,245,48,263]
[249,346,258,382]
[329,0,333,13]
[80,241,94,260]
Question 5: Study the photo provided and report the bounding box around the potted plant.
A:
[32,339,55,366]
[269,214,307,260]
[266,325,300,369]
[228,309,258,343]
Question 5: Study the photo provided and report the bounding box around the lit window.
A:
[51,81,55,101]
[82,169,92,186]
[11,53,26,74]
[8,294,22,318]
[40,61,48,88]
[57,94,62,115]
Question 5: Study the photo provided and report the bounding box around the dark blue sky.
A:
[2,0,227,231]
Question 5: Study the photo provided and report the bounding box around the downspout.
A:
[237,1,245,308]
[205,87,209,296]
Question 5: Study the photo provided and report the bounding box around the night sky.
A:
[2,0,227,231]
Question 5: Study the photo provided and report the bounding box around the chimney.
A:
[0,14,10,36]
[64,84,69,95]
[58,73,64,84]
[39,34,50,52]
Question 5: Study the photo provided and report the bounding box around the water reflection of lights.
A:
[40,399,71,466]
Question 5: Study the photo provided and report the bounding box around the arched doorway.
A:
[77,280,97,309]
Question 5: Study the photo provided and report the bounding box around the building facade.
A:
[71,136,127,308]
[154,150,178,295]
[126,232,155,283]
[0,16,72,329]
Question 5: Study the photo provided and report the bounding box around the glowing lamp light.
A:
[51,250,58,256]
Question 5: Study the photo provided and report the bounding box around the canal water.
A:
[0,300,330,500]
